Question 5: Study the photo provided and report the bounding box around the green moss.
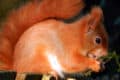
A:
[101,52,120,72]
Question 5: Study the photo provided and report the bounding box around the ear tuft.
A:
[71,7,103,33]
[88,7,103,30]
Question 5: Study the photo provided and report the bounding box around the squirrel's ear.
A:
[78,7,103,33]
[86,7,103,31]
[71,7,103,33]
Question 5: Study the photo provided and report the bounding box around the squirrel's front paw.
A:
[88,60,101,72]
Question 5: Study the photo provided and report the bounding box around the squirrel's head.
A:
[73,7,108,71]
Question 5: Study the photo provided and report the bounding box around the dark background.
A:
[0,0,120,79]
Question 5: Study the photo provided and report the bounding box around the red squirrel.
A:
[0,0,108,78]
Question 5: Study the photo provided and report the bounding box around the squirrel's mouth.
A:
[87,52,106,71]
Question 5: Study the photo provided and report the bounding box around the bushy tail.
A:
[0,0,84,70]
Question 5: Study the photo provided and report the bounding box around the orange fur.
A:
[0,0,108,77]
[0,0,84,70]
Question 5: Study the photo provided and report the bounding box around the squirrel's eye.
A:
[95,36,102,44]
